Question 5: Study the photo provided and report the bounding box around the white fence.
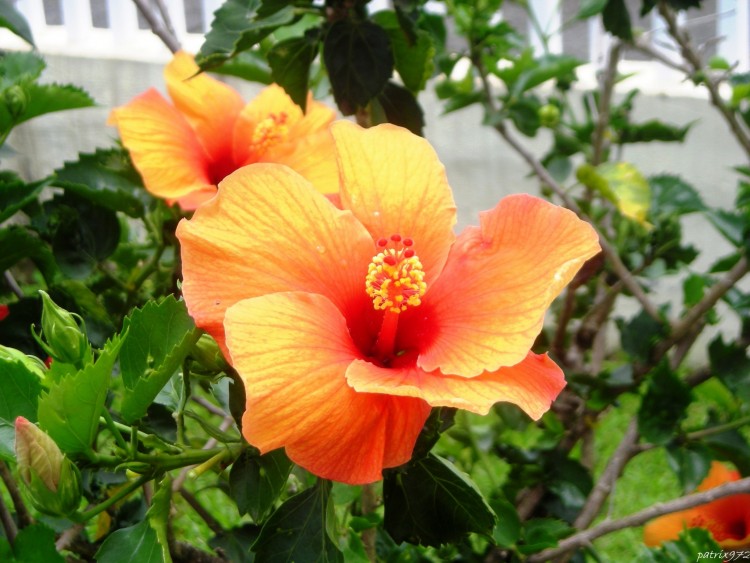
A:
[1,0,748,71]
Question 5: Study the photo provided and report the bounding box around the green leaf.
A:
[383,453,497,546]
[0,81,95,133]
[95,519,165,563]
[119,296,199,423]
[252,481,343,562]
[268,34,319,111]
[36,194,121,279]
[197,0,296,70]
[0,52,44,89]
[53,148,146,218]
[490,498,521,547]
[649,174,705,217]
[230,448,293,521]
[638,361,692,446]
[706,209,747,247]
[618,119,692,144]
[598,162,651,225]
[518,518,573,555]
[512,55,582,97]
[373,81,424,136]
[0,171,47,223]
[208,49,272,83]
[708,336,750,402]
[209,524,261,563]
[371,10,434,93]
[0,227,59,283]
[701,429,750,475]
[0,0,34,45]
[13,523,64,563]
[323,20,393,115]
[665,443,712,494]
[0,356,44,460]
[577,0,608,18]
[617,309,665,362]
[602,0,633,41]
[37,334,123,455]
[640,527,721,562]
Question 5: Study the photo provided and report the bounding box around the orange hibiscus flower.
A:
[644,461,750,548]
[176,122,601,484]
[109,51,338,210]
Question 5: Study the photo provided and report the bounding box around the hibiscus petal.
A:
[176,164,374,353]
[164,51,244,164]
[331,121,457,283]
[108,88,212,198]
[418,194,601,377]
[232,84,304,164]
[271,128,340,194]
[347,352,564,419]
[225,292,431,484]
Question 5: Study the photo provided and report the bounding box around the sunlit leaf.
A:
[119,296,200,423]
[37,334,123,455]
[95,519,164,563]
[197,0,296,70]
[0,0,34,46]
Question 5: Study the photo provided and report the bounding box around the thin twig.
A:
[3,271,24,299]
[529,476,750,561]
[179,488,224,535]
[592,41,622,166]
[658,255,749,355]
[658,1,750,158]
[0,461,32,528]
[573,419,640,530]
[361,484,377,562]
[131,0,181,53]
[0,494,16,546]
[55,523,85,551]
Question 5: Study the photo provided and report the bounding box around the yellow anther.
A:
[250,112,289,156]
[365,248,426,314]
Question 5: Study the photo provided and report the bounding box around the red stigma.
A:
[402,238,413,247]
[377,238,388,247]
[383,255,397,266]
[404,249,415,258]
[390,234,402,242]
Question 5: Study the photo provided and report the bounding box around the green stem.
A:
[686,416,750,441]
[74,474,152,522]
[175,360,192,445]
[101,409,128,452]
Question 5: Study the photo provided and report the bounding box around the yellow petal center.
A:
[365,235,426,314]
[250,112,289,156]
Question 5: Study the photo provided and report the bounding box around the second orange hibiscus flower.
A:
[109,51,338,210]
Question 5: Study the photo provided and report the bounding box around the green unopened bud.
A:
[0,345,47,378]
[538,104,560,128]
[14,416,82,517]
[190,333,229,372]
[3,85,27,119]
[33,291,90,367]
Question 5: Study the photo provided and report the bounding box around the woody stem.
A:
[373,311,399,359]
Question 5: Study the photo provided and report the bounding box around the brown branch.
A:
[592,42,622,166]
[657,255,749,356]
[529,476,750,561]
[0,495,16,546]
[573,419,640,530]
[0,461,32,528]
[131,0,181,53]
[179,488,224,536]
[658,2,750,158]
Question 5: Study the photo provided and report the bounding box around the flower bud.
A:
[190,333,229,372]
[14,417,82,517]
[3,85,27,119]
[0,345,47,378]
[34,291,90,367]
